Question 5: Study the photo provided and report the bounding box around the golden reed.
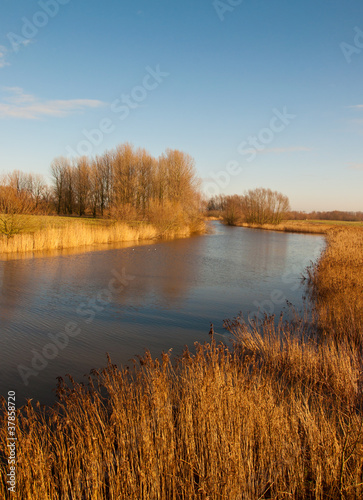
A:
[0,221,192,257]
[0,228,362,499]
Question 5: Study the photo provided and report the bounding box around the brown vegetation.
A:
[210,188,290,226]
[290,210,363,222]
[307,227,363,347]
[0,144,205,255]
[0,221,156,256]
[0,186,34,239]
[240,188,290,224]
[222,219,363,235]
[0,213,203,257]
[207,195,363,227]
[50,144,201,221]
[1,228,362,498]
[0,170,50,239]
[238,220,332,234]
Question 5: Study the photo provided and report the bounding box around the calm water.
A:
[0,222,325,406]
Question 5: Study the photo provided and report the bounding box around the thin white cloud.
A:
[347,105,363,109]
[2,86,36,104]
[259,146,312,154]
[0,45,9,69]
[0,87,107,119]
[347,163,363,170]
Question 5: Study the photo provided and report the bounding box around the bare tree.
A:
[74,157,90,217]
[0,183,35,238]
[160,149,199,205]
[51,157,69,215]
[223,195,244,225]
[241,188,290,224]
[29,174,47,209]
[48,142,203,226]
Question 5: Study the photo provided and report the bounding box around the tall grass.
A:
[0,215,202,256]
[307,227,363,347]
[226,218,363,234]
[238,220,332,234]
[0,228,362,499]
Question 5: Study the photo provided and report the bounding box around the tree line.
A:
[289,210,363,222]
[0,143,203,237]
[207,192,363,225]
[0,143,200,220]
[51,143,200,219]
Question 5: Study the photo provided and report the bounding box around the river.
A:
[0,222,325,406]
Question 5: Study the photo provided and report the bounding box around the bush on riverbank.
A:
[0,228,362,499]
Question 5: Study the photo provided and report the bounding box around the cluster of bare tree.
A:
[207,194,362,225]
[1,171,50,210]
[240,188,290,224]
[50,143,200,220]
[207,188,291,225]
[0,143,202,237]
[0,171,50,237]
[206,195,227,212]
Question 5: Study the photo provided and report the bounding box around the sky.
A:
[0,0,362,211]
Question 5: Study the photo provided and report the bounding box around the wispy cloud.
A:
[258,146,312,154]
[2,87,36,104]
[347,105,363,109]
[347,163,363,170]
[0,87,107,119]
[0,46,9,69]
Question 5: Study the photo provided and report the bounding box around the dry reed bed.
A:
[239,221,332,234]
[1,228,363,499]
[307,227,363,347]
[0,221,192,256]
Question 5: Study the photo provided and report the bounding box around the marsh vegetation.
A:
[1,227,362,499]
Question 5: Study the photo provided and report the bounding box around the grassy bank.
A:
[1,228,362,499]
[236,219,363,234]
[0,215,204,256]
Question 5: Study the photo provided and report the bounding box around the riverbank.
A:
[232,219,363,234]
[0,227,362,499]
[0,215,205,256]
[307,226,363,346]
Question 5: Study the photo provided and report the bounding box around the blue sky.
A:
[0,0,362,211]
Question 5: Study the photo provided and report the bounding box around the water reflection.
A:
[0,222,325,406]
